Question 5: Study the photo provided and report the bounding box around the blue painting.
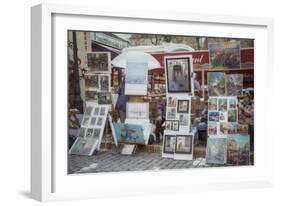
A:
[125,61,148,84]
[113,123,145,144]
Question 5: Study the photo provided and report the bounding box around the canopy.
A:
[111,51,161,69]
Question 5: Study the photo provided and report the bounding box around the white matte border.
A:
[31,3,274,201]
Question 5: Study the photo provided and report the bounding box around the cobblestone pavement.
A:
[68,150,214,174]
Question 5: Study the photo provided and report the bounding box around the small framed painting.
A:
[177,99,189,113]
[175,135,192,154]
[87,52,111,73]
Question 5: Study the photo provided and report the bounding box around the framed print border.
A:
[31,3,274,202]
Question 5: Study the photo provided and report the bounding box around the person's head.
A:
[243,93,251,104]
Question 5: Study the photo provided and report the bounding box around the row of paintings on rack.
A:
[69,103,109,156]
[208,72,243,96]
[206,134,250,165]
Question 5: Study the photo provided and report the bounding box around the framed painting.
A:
[165,56,192,93]
[31,3,273,202]
[175,135,192,154]
[86,52,111,73]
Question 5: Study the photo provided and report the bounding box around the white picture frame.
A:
[31,3,274,202]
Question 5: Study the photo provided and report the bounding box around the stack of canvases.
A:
[69,52,113,156]
[206,72,250,165]
[162,55,194,160]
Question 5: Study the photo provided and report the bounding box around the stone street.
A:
[68,149,221,174]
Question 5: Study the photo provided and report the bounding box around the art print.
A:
[220,122,228,134]
[207,72,226,96]
[208,112,219,122]
[166,57,191,93]
[90,117,96,126]
[228,98,237,109]
[165,120,172,130]
[175,135,192,154]
[167,108,177,119]
[93,128,101,139]
[228,110,237,122]
[78,127,87,137]
[69,137,87,155]
[96,117,103,126]
[85,91,98,101]
[93,107,100,116]
[206,138,227,164]
[226,74,243,96]
[163,135,176,153]
[237,124,249,134]
[172,121,179,131]
[167,96,177,107]
[84,106,93,116]
[87,52,110,72]
[85,74,99,90]
[209,41,241,70]
[85,128,94,138]
[208,98,218,111]
[179,114,189,126]
[125,61,148,84]
[227,134,250,165]
[228,122,238,134]
[99,107,106,116]
[218,98,227,111]
[82,117,90,126]
[100,75,110,91]
[177,100,189,113]
[98,92,112,104]
[113,123,145,144]
[219,112,227,122]
[208,122,218,135]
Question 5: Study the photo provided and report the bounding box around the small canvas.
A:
[113,123,146,144]
[208,112,219,122]
[218,98,227,111]
[99,74,110,91]
[226,74,243,96]
[209,41,241,70]
[163,135,176,154]
[207,72,226,96]
[227,134,250,165]
[206,137,227,164]
[175,135,192,154]
[167,108,177,119]
[208,122,218,135]
[87,52,110,73]
[208,97,218,111]
[167,96,177,107]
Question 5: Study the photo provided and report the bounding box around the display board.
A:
[206,72,250,165]
[69,102,109,155]
[162,55,194,160]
